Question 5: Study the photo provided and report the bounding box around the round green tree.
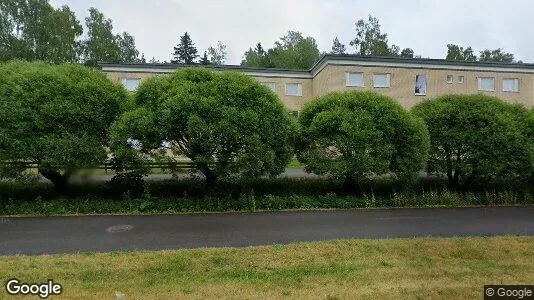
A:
[111,68,297,185]
[0,60,128,190]
[413,94,533,187]
[297,91,429,186]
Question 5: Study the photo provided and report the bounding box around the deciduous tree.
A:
[412,94,533,188]
[0,61,128,190]
[111,68,297,186]
[207,41,227,65]
[297,91,430,189]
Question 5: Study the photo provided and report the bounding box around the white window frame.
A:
[120,77,141,92]
[502,78,519,92]
[263,82,276,92]
[415,75,427,96]
[478,77,495,92]
[285,83,302,96]
[446,75,453,84]
[372,73,391,88]
[458,75,465,84]
[346,72,364,87]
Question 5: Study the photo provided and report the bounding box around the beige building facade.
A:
[101,55,534,111]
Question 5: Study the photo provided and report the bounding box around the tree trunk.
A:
[201,166,217,188]
[39,168,71,192]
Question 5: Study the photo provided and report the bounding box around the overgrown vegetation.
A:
[1,177,531,216]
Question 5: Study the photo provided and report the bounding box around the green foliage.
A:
[446,45,515,63]
[297,91,430,184]
[82,7,140,65]
[0,0,83,63]
[111,68,297,184]
[172,32,198,64]
[0,177,531,215]
[116,32,140,63]
[330,37,346,55]
[400,48,414,58]
[199,51,210,65]
[0,60,128,189]
[349,15,403,57]
[412,94,533,187]
[207,41,227,65]
[445,44,477,61]
[478,48,514,63]
[241,31,320,70]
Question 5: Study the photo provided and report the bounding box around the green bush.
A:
[297,90,430,188]
[111,68,297,185]
[0,60,129,190]
[412,94,533,188]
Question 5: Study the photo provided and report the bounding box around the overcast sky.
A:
[49,0,534,64]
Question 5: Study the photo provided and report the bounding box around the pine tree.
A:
[172,32,198,64]
[330,37,346,55]
[200,51,210,65]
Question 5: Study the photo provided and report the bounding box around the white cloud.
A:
[53,0,534,64]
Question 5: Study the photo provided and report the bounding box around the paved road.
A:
[1,207,533,255]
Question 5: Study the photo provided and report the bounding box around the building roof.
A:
[99,54,534,78]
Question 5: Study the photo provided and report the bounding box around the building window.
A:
[263,82,276,92]
[502,78,519,92]
[458,76,465,84]
[478,77,495,92]
[446,75,453,84]
[415,75,427,95]
[346,72,364,87]
[373,73,390,88]
[285,83,302,96]
[120,77,141,92]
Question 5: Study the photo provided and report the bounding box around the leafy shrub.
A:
[412,94,533,188]
[0,60,128,191]
[297,90,430,188]
[111,68,297,185]
[107,172,146,198]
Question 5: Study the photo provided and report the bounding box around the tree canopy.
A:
[350,15,403,57]
[330,37,346,55]
[0,2,141,64]
[111,68,297,185]
[207,41,227,65]
[172,32,198,64]
[446,44,515,63]
[297,91,430,187]
[0,60,129,189]
[241,31,320,70]
[0,0,83,63]
[413,94,533,187]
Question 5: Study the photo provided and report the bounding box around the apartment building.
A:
[100,55,534,112]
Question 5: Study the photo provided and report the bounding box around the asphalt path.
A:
[1,206,533,255]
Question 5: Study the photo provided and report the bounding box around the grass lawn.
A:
[1,236,532,299]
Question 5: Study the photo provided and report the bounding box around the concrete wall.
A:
[313,64,534,109]
[103,64,534,111]
[251,76,313,111]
